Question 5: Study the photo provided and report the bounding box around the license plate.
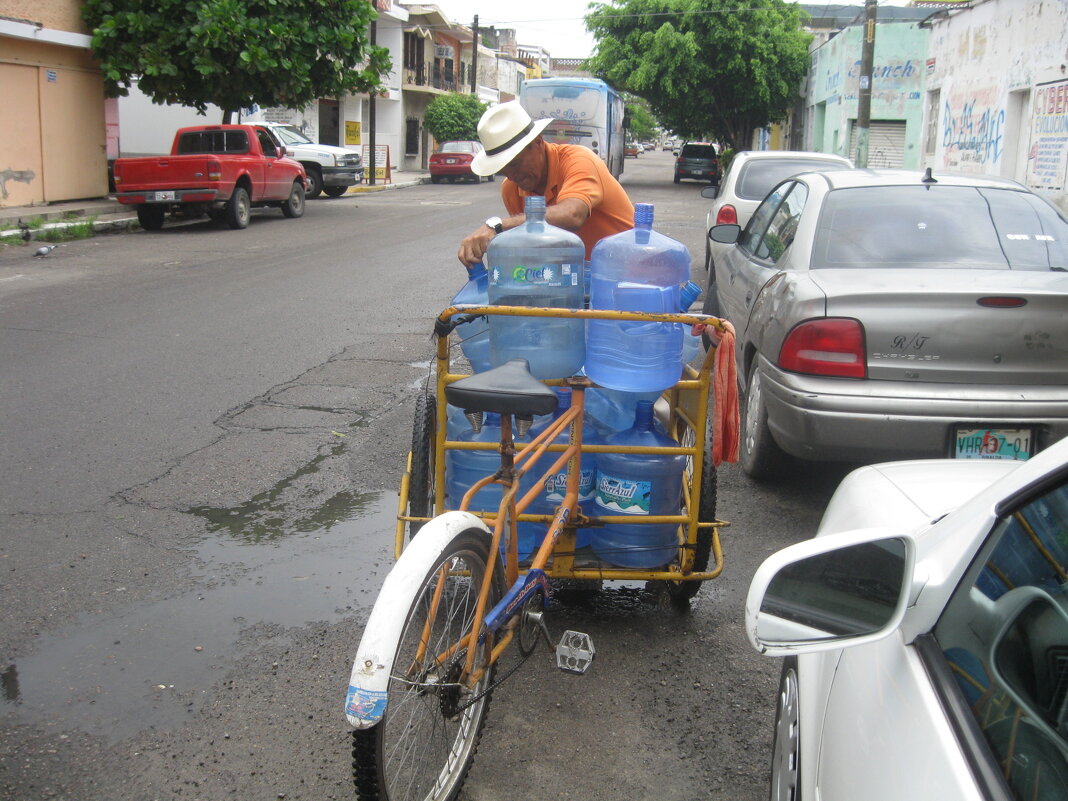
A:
[445,158,457,164]
[953,427,1033,460]
[152,191,175,201]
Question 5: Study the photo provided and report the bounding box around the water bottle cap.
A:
[467,261,487,279]
[634,203,654,226]
[634,399,655,429]
[525,196,547,213]
[679,280,702,311]
[554,387,573,414]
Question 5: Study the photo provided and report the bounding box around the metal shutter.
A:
[849,120,907,167]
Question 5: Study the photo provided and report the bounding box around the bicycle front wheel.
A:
[352,528,504,801]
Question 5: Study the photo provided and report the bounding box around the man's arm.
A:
[457,198,590,267]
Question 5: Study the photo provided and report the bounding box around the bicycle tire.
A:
[408,391,436,538]
[352,527,504,801]
[663,406,717,607]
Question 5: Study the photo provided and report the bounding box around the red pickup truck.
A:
[112,124,307,230]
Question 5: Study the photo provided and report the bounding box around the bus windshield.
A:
[521,84,604,123]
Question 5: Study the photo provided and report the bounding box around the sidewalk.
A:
[0,169,430,241]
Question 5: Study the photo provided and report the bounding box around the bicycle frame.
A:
[396,304,734,692]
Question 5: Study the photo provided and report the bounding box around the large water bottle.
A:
[520,389,601,552]
[486,196,586,379]
[586,203,691,392]
[445,413,535,558]
[450,262,491,373]
[680,280,702,367]
[591,400,686,568]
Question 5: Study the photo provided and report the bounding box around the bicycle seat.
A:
[445,359,559,417]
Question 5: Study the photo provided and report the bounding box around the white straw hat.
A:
[470,101,553,176]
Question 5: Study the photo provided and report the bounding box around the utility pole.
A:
[369,19,377,186]
[855,0,877,167]
[471,15,479,95]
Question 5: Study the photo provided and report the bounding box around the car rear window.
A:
[737,159,849,200]
[681,144,716,159]
[441,142,477,153]
[176,130,249,154]
[814,185,1068,271]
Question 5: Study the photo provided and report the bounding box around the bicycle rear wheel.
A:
[352,528,504,801]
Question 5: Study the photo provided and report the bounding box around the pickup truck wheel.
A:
[281,181,306,218]
[226,187,251,229]
[304,167,323,198]
[322,186,347,198]
[136,205,166,231]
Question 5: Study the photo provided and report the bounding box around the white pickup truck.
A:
[257,121,363,198]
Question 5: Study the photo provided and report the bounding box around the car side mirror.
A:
[745,528,914,655]
[708,223,741,244]
[277,145,287,157]
[701,186,719,200]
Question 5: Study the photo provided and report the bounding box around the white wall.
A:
[923,0,1068,212]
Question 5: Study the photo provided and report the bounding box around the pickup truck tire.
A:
[226,187,251,230]
[136,205,166,231]
[304,166,323,198]
[281,181,306,218]
[323,186,347,198]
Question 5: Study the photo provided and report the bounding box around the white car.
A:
[254,121,363,198]
[700,150,852,273]
[746,433,1068,801]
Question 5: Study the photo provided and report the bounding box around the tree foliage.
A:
[624,98,658,141]
[423,94,488,144]
[83,0,391,119]
[586,0,811,150]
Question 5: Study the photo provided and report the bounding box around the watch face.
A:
[486,217,503,232]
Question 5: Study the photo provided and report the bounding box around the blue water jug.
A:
[586,203,691,392]
[680,280,702,366]
[584,384,663,433]
[451,262,491,373]
[486,196,586,379]
[445,413,536,559]
[591,400,686,568]
[520,389,601,552]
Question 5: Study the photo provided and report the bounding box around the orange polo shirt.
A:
[501,142,634,259]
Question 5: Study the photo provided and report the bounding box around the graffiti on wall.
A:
[942,89,1004,168]
[0,168,36,200]
[1025,78,1068,192]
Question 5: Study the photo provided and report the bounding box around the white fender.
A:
[345,511,491,728]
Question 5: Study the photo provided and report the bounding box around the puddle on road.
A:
[1,491,398,741]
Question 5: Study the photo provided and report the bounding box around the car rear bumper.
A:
[115,188,220,204]
[430,165,476,177]
[757,357,1068,462]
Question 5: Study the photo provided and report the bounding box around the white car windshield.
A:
[272,125,314,146]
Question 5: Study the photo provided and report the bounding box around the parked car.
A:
[624,142,639,158]
[429,141,492,183]
[700,150,853,272]
[256,121,363,198]
[112,124,306,231]
[674,142,720,184]
[746,432,1068,801]
[705,168,1068,479]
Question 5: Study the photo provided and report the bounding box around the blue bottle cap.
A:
[634,203,654,226]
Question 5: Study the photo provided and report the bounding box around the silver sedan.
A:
[707,168,1068,479]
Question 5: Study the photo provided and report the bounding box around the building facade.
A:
[921,0,1068,212]
[1,1,108,207]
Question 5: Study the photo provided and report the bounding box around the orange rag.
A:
[693,322,740,465]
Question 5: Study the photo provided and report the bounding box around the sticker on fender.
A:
[346,685,388,722]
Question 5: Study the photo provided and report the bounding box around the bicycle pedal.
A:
[555,630,595,674]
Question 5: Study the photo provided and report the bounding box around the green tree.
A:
[586,0,811,150]
[625,99,659,141]
[83,0,391,122]
[423,93,488,144]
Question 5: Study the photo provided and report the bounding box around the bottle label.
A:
[544,468,595,502]
[595,472,651,515]
[493,263,578,287]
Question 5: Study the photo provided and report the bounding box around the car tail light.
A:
[778,318,866,378]
[207,159,221,180]
[977,296,1027,308]
[715,205,738,225]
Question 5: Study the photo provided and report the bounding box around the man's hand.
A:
[458,225,495,268]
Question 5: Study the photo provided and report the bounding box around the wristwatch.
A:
[484,216,504,234]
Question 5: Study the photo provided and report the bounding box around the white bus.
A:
[519,78,625,179]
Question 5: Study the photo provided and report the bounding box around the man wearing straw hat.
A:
[458,100,634,268]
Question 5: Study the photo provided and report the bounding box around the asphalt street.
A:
[0,151,852,800]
